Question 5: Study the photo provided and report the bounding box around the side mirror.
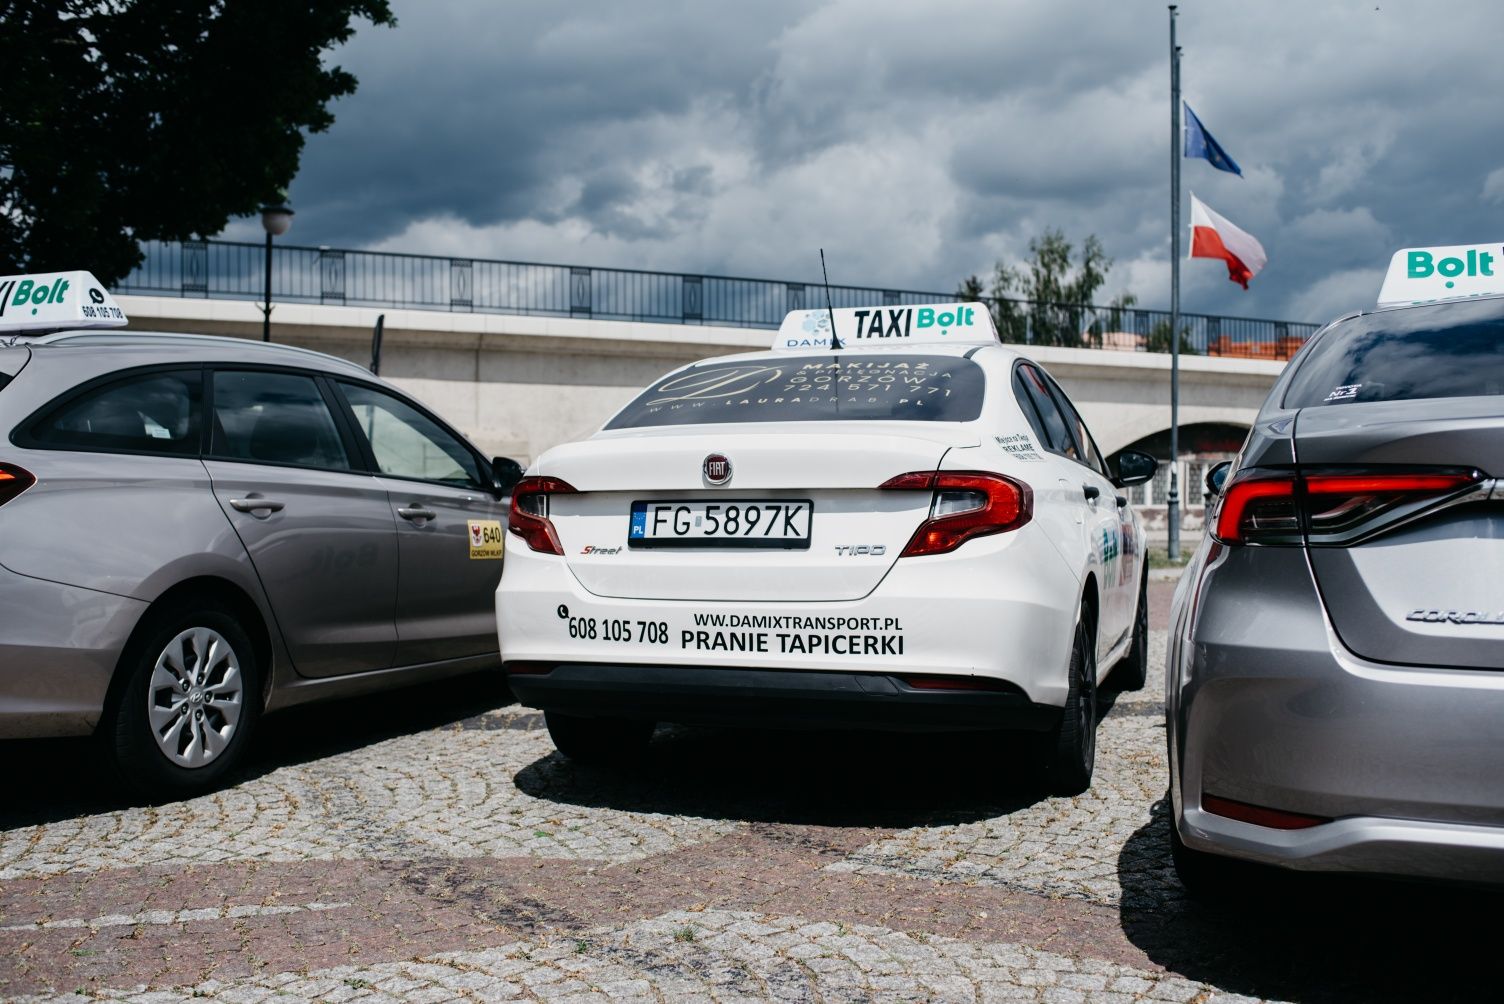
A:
[1205,460,1232,497]
[1112,450,1158,488]
[490,456,524,496]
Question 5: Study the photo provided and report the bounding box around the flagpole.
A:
[1167,4,1182,563]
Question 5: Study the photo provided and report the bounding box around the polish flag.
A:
[1190,193,1267,289]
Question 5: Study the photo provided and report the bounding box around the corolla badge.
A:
[1407,608,1504,625]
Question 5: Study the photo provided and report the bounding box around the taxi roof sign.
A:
[773,302,998,351]
[1377,243,1504,308]
[0,271,127,334]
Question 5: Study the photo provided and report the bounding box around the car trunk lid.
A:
[541,425,971,601]
[1297,398,1504,670]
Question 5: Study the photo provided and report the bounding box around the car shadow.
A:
[0,670,517,826]
[1117,796,1504,1001]
[513,722,1052,829]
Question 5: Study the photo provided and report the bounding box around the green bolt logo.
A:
[1408,249,1496,289]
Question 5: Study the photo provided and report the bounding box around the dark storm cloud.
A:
[266,0,1504,323]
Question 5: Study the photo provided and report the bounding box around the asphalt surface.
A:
[3,579,1502,1002]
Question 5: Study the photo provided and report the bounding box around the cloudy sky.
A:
[222,1,1504,324]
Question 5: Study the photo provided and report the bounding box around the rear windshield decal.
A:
[605,355,985,429]
[1323,384,1361,402]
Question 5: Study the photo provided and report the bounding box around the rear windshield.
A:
[1284,299,1504,408]
[604,354,986,429]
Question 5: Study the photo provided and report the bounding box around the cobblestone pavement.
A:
[3,583,1501,1002]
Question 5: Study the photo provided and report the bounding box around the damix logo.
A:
[703,453,732,485]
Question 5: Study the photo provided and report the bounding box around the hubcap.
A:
[147,627,243,769]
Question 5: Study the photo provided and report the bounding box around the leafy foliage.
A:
[957,229,1133,346]
[0,0,394,284]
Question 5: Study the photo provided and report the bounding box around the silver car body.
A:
[1167,294,1504,883]
[0,331,508,740]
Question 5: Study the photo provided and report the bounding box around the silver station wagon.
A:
[0,330,522,797]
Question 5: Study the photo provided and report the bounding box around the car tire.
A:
[102,602,262,800]
[1113,569,1150,692]
[1042,615,1098,796]
[545,711,654,764]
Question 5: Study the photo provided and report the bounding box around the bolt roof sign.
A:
[773,302,999,351]
[0,271,128,334]
[1377,244,1504,308]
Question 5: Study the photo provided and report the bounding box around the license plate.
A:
[628,499,813,549]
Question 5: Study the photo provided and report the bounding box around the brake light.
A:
[1212,472,1299,545]
[1213,467,1483,546]
[0,464,35,507]
[508,476,577,554]
[881,471,1032,557]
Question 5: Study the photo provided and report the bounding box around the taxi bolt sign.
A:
[0,271,128,333]
[773,302,999,351]
[1377,244,1504,307]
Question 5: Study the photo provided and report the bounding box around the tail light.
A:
[1213,466,1484,546]
[0,463,35,507]
[881,470,1032,557]
[508,476,577,554]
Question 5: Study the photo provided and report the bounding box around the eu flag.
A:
[1184,102,1242,176]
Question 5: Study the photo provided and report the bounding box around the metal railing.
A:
[116,239,1321,359]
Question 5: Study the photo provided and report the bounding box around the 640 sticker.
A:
[468,520,504,560]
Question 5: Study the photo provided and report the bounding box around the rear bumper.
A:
[1181,807,1504,884]
[0,561,145,738]
[507,662,1061,733]
[497,525,1083,708]
[1171,545,1504,883]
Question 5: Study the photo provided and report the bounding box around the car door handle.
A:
[1082,484,1100,502]
[229,496,285,515]
[397,505,437,522]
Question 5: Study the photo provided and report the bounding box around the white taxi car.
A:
[496,303,1157,792]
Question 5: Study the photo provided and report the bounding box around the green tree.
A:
[0,0,395,284]
[971,229,1125,346]
[955,274,985,302]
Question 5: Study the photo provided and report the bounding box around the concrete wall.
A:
[117,295,1287,462]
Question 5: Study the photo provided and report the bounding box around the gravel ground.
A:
[4,584,1501,1002]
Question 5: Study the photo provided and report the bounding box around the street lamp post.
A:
[259,200,294,342]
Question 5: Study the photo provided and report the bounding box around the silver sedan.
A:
[1167,295,1504,892]
[0,331,522,797]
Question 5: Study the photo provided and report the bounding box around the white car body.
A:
[496,304,1151,782]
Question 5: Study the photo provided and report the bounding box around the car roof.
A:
[22,329,374,378]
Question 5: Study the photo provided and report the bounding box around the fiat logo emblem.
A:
[702,453,733,485]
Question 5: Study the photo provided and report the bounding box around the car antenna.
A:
[820,248,843,351]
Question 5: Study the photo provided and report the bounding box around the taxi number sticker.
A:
[468,520,504,559]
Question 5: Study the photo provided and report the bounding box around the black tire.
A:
[1113,569,1150,692]
[1042,615,1098,796]
[545,711,654,764]
[102,602,262,800]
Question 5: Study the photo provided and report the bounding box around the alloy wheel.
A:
[147,626,244,768]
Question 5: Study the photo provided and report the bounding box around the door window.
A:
[28,369,201,455]
[210,370,352,470]
[1013,364,1077,458]
[1044,378,1109,476]
[339,383,484,488]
